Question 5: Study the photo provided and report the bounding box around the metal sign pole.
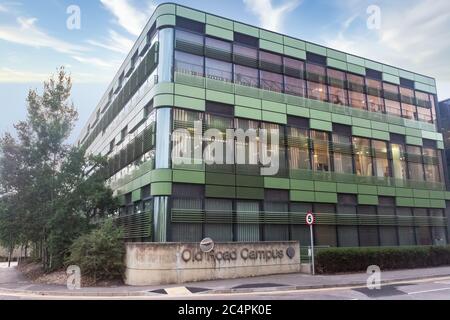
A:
[310,224,315,276]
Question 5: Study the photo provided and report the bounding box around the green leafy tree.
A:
[0,67,118,271]
[66,219,125,282]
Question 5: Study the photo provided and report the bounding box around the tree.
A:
[66,219,125,282]
[0,67,118,271]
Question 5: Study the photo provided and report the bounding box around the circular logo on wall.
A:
[286,247,296,259]
[199,238,215,253]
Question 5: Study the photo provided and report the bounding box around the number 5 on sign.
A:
[306,212,315,225]
[306,212,316,275]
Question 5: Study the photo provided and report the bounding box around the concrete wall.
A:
[125,241,301,286]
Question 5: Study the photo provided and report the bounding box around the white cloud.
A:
[243,0,301,32]
[324,0,450,99]
[0,67,113,84]
[0,16,87,54]
[71,56,116,68]
[87,30,134,54]
[100,0,155,36]
[0,4,8,12]
[0,67,48,83]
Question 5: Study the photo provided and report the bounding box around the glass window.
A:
[430,94,437,124]
[353,137,373,176]
[414,208,432,245]
[337,195,359,247]
[415,91,430,107]
[349,91,367,109]
[314,204,337,247]
[417,106,432,123]
[306,63,327,83]
[400,86,417,120]
[430,209,447,245]
[406,146,424,181]
[358,205,379,247]
[311,130,330,172]
[264,190,289,241]
[402,102,417,120]
[171,185,204,242]
[205,37,231,54]
[423,147,441,182]
[347,74,365,93]
[236,201,260,242]
[204,113,233,173]
[234,65,258,87]
[328,69,348,105]
[332,133,353,174]
[174,51,204,76]
[397,207,416,246]
[205,58,232,82]
[205,198,233,242]
[290,203,311,246]
[391,143,407,180]
[284,76,306,97]
[233,44,258,61]
[385,99,402,117]
[288,127,310,170]
[366,78,383,96]
[175,29,203,46]
[329,86,348,105]
[260,70,283,92]
[384,83,401,116]
[307,81,328,101]
[172,108,203,169]
[373,140,390,178]
[378,198,398,246]
[366,80,384,113]
[283,57,304,78]
[260,50,282,67]
[234,118,260,175]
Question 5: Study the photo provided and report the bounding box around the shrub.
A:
[65,220,125,282]
[315,245,450,274]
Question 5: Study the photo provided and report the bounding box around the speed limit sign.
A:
[306,212,315,225]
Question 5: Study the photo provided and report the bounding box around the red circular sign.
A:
[306,212,315,225]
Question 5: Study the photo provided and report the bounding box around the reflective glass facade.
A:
[79,4,449,247]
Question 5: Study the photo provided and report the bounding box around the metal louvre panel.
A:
[284,66,303,78]
[175,39,204,55]
[401,94,415,105]
[405,152,423,164]
[383,90,400,101]
[119,149,127,168]
[367,86,382,97]
[347,81,365,93]
[416,98,432,109]
[233,54,258,68]
[330,141,353,155]
[115,211,152,239]
[113,154,120,174]
[423,155,439,165]
[168,208,447,227]
[259,60,283,73]
[134,133,144,159]
[205,46,232,62]
[328,76,346,89]
[126,143,134,166]
[306,71,327,84]
[143,126,154,152]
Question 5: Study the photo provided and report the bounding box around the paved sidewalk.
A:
[1,262,450,297]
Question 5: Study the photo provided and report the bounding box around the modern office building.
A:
[438,99,450,183]
[79,3,450,247]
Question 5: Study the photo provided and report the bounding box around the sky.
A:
[0,0,449,143]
